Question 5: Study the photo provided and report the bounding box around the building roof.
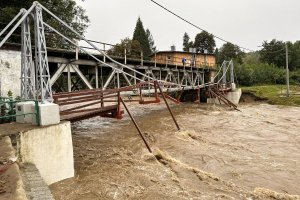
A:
[154,50,215,56]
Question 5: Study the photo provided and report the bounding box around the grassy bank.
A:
[242,85,300,106]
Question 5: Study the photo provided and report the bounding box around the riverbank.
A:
[50,102,300,199]
[242,85,300,106]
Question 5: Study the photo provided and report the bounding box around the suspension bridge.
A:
[0,1,239,123]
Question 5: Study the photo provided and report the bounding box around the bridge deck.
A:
[60,105,119,122]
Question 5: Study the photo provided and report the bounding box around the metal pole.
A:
[95,66,99,89]
[155,80,180,131]
[286,43,290,97]
[141,51,143,67]
[103,44,106,62]
[0,9,24,37]
[120,97,152,153]
[124,48,127,65]
[67,65,71,92]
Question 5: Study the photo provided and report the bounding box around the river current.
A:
[50,102,300,200]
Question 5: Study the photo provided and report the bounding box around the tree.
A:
[132,17,151,57]
[107,37,142,59]
[183,32,193,51]
[259,39,285,68]
[217,42,244,65]
[146,28,157,53]
[0,0,89,48]
[289,40,300,70]
[194,31,215,53]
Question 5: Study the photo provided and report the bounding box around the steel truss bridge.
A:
[0,2,237,121]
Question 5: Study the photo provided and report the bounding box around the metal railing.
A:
[0,98,40,125]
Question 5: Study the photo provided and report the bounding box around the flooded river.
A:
[50,102,300,200]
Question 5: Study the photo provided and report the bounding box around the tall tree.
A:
[182,32,192,51]
[146,28,157,53]
[217,42,244,65]
[289,41,300,70]
[132,17,151,57]
[259,39,286,68]
[194,31,215,53]
[107,37,142,59]
[0,0,89,48]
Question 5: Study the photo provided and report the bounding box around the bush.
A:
[235,63,286,86]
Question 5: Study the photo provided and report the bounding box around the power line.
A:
[149,0,254,52]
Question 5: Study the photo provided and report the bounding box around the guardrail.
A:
[0,98,40,125]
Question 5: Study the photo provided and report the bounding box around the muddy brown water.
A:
[50,102,300,200]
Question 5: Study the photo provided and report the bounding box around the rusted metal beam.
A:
[120,97,152,153]
[155,80,180,131]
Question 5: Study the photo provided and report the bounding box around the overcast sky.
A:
[77,0,300,52]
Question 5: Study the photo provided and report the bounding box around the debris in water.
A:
[253,188,300,200]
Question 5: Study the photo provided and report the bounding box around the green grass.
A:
[242,85,300,106]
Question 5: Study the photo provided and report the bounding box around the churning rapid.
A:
[50,102,300,200]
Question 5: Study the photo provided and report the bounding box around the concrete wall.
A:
[19,121,74,185]
[0,49,21,98]
[207,88,242,105]
[153,52,216,68]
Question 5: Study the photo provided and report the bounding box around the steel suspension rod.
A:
[120,97,152,153]
[155,80,180,131]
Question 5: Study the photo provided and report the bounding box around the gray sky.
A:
[77,0,300,52]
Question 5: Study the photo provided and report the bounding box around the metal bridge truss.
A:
[0,1,236,103]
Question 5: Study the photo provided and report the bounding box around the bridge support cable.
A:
[0,1,240,105]
[120,97,152,153]
[0,9,24,38]
[39,3,190,89]
[43,22,148,85]
[0,5,35,48]
[155,81,180,131]
[39,4,156,83]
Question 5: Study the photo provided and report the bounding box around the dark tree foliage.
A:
[288,41,300,70]
[0,0,89,49]
[260,39,286,68]
[146,28,156,53]
[182,32,193,51]
[217,42,244,65]
[132,17,151,57]
[194,31,215,53]
[107,37,142,59]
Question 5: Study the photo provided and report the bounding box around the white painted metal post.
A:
[34,4,53,103]
[67,65,71,92]
[95,65,99,89]
[21,15,35,99]
[124,48,127,64]
[103,44,106,62]
[117,71,120,88]
[141,51,143,67]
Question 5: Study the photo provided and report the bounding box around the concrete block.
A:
[19,121,74,185]
[207,88,242,105]
[16,101,35,124]
[225,88,242,105]
[36,103,60,126]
